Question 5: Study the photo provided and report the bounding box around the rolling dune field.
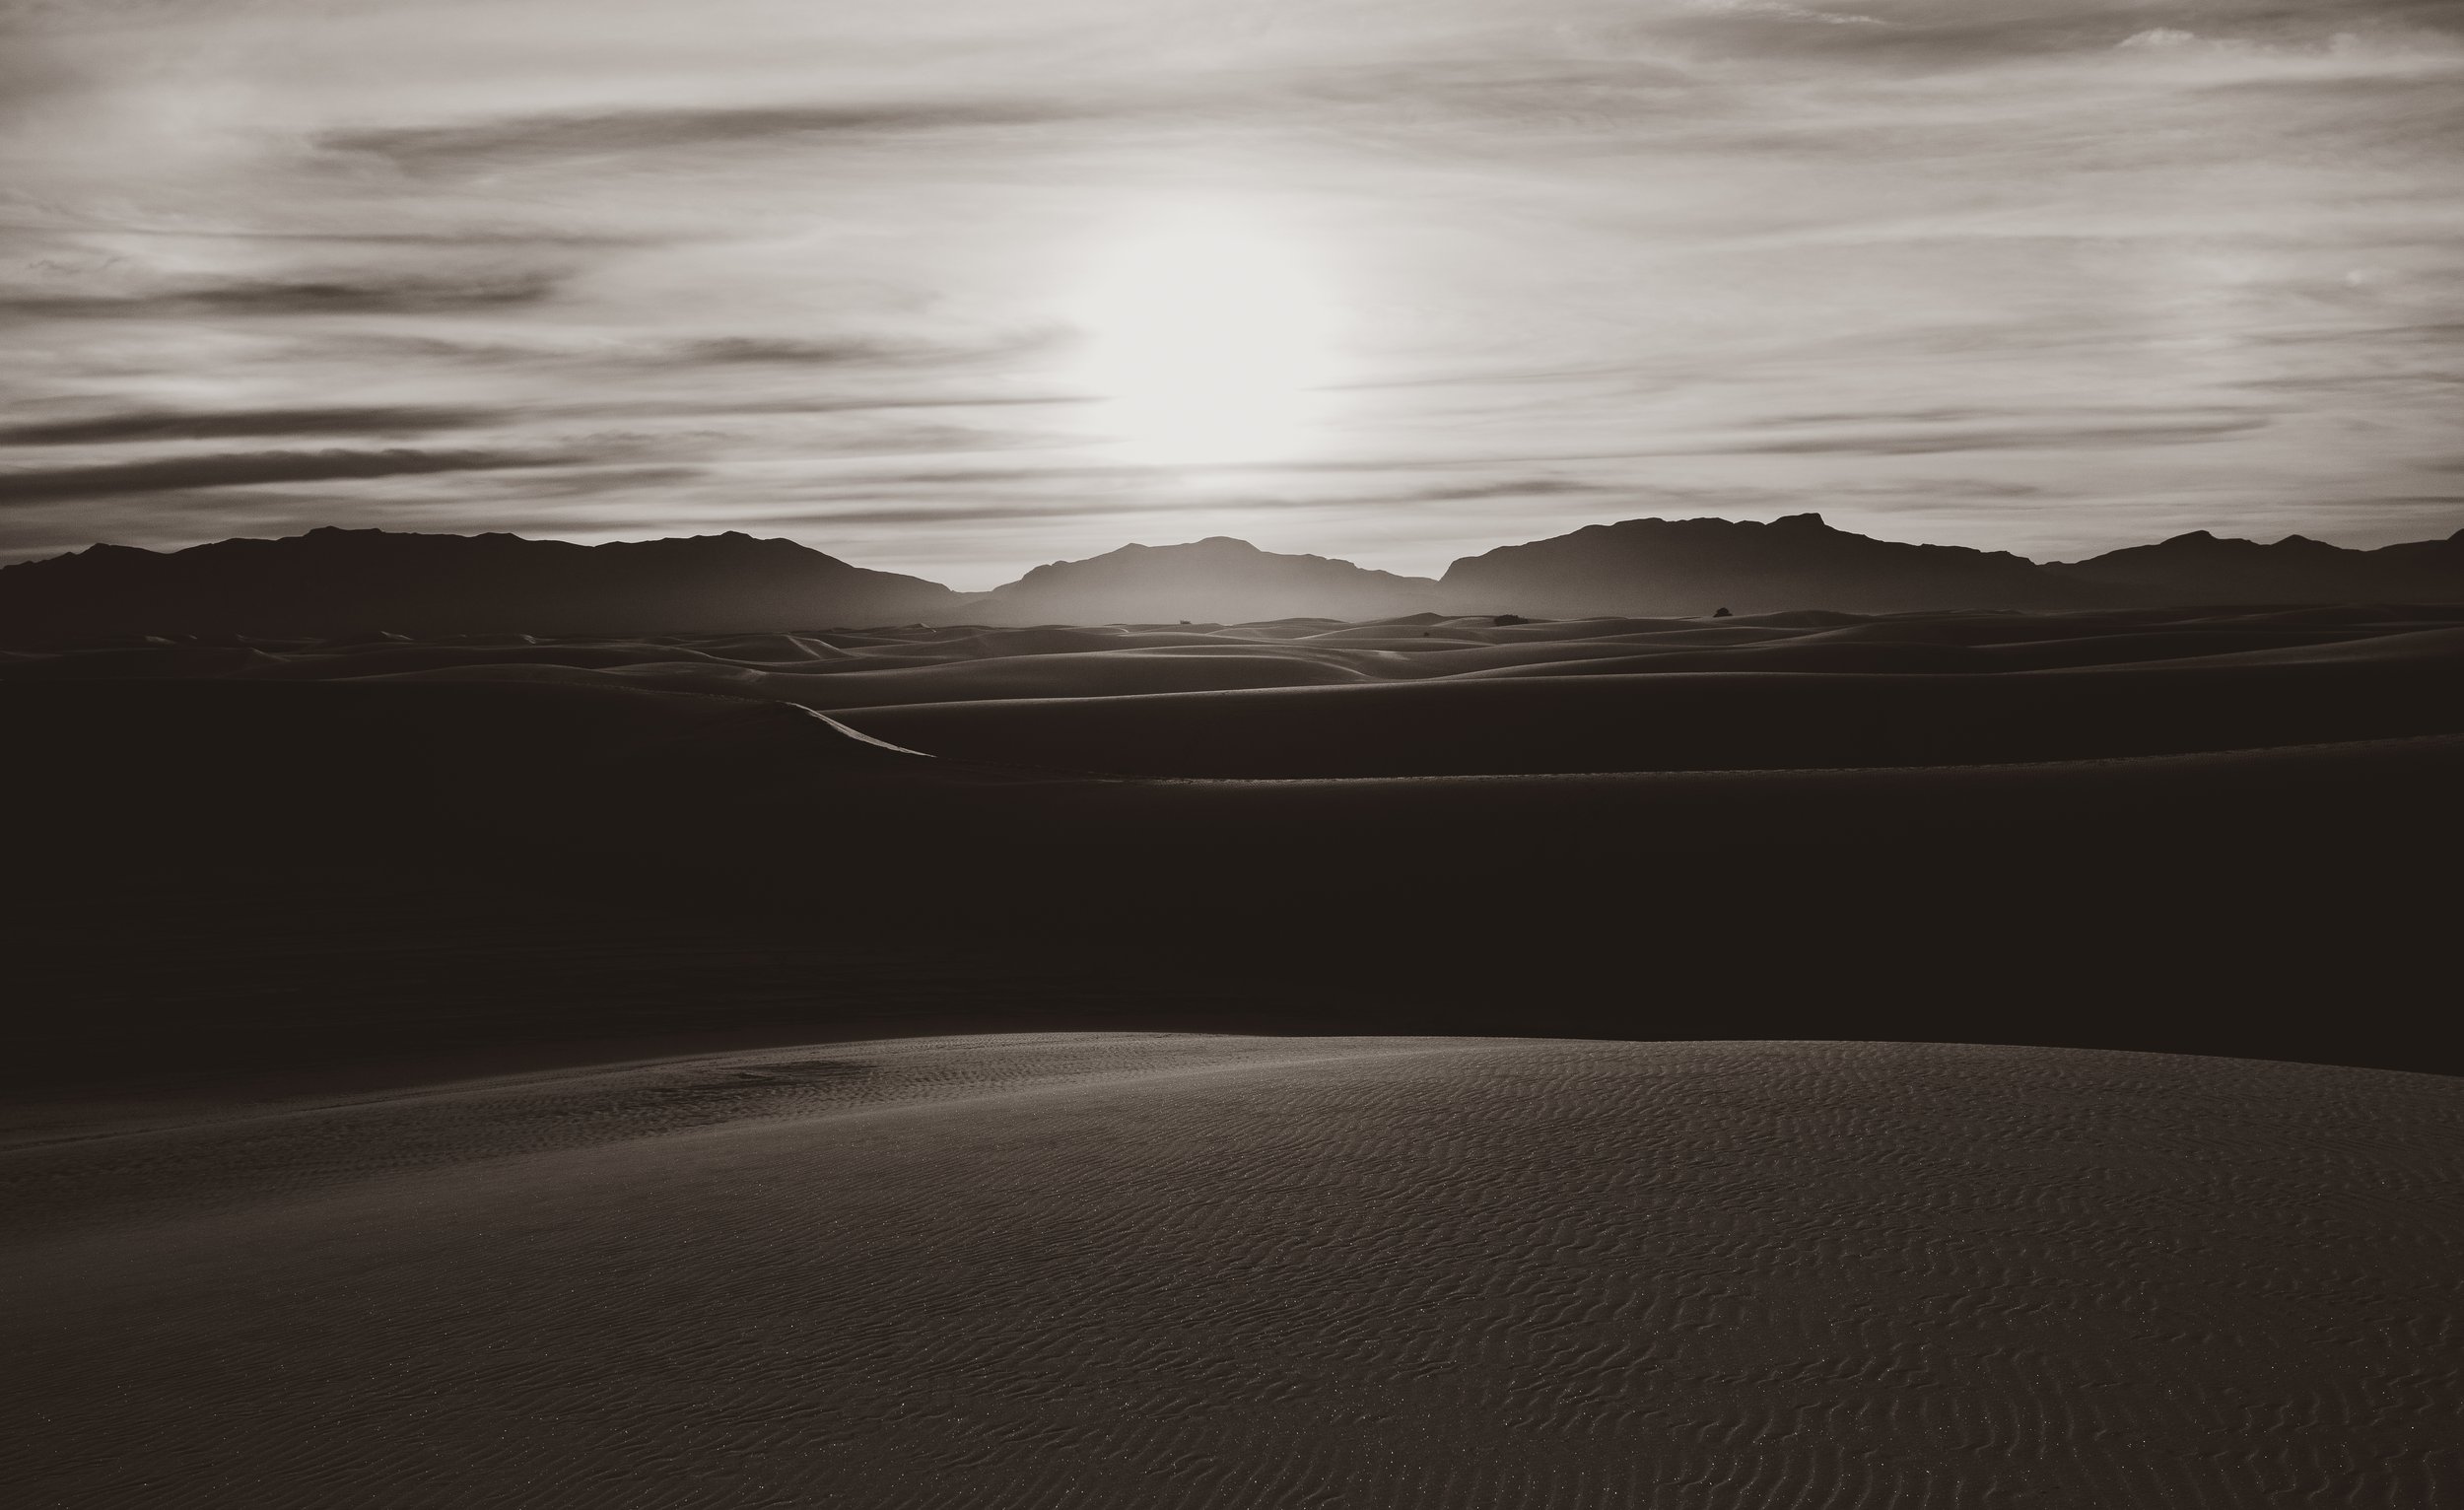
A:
[4,609,2459,1506]
[9,604,2462,781]
[11,604,2463,747]
[6,604,2461,1101]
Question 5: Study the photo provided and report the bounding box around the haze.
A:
[4,0,2459,586]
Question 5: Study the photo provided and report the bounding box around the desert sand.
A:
[6,604,2461,1110]
[19,600,2464,748]
[5,1035,2458,1507]
[4,607,2459,1505]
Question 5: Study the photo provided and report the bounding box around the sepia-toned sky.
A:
[4,0,2460,585]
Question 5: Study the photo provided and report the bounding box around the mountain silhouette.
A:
[955,537,1441,625]
[2050,528,2464,605]
[0,527,963,639]
[1437,513,2090,616]
[5,517,2461,643]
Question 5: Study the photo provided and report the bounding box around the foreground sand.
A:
[4,1035,2457,1508]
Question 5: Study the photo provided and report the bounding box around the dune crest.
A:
[6,1035,2458,1508]
[13,605,2457,777]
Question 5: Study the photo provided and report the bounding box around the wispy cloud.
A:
[750,475,1604,528]
[3,273,566,319]
[0,408,491,446]
[0,449,562,508]
[1709,417,2274,456]
[324,102,1072,177]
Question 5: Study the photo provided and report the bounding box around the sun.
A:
[1067,203,1341,467]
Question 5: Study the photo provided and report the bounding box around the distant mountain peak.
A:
[2050,522,2464,603]
[1095,536,1261,556]
[0,526,961,638]
[6,515,2460,640]
[1443,512,2082,616]
[967,536,1438,625]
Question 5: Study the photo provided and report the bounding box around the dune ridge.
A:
[6,1035,2458,1508]
[10,605,2462,777]
[8,603,2458,1096]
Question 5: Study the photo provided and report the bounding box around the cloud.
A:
[1706,418,2273,456]
[750,476,1601,528]
[749,502,1173,528]
[0,224,635,247]
[661,327,1067,370]
[0,408,491,446]
[325,102,1070,177]
[672,336,922,366]
[0,449,561,508]
[2,270,565,317]
[379,464,710,504]
[795,454,1671,491]
[1686,1,1888,29]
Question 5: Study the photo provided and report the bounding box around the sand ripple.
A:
[6,1036,2458,1508]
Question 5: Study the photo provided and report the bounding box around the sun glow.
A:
[1067,204,1342,467]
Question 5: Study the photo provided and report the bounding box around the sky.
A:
[3,0,2460,587]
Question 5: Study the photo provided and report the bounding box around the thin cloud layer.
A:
[2,0,2457,581]
[0,408,491,446]
[0,449,563,509]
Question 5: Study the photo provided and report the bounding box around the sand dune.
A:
[839,659,2464,778]
[5,1035,2457,1508]
[8,606,2461,776]
[8,603,2460,1073]
[13,667,2458,859]
[6,611,2455,1510]
[6,603,2458,1103]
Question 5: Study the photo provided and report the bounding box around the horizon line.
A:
[11,511,2463,593]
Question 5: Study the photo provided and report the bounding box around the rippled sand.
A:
[6,1036,2458,1508]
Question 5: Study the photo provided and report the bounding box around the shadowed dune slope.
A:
[10,674,2459,858]
[4,1036,2458,1509]
[1,677,947,839]
[833,658,2464,777]
[6,607,2459,1098]
[9,606,2462,776]
[6,637,2460,1089]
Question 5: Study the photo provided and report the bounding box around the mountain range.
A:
[0,527,963,640]
[968,536,1439,625]
[2,515,2459,639]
